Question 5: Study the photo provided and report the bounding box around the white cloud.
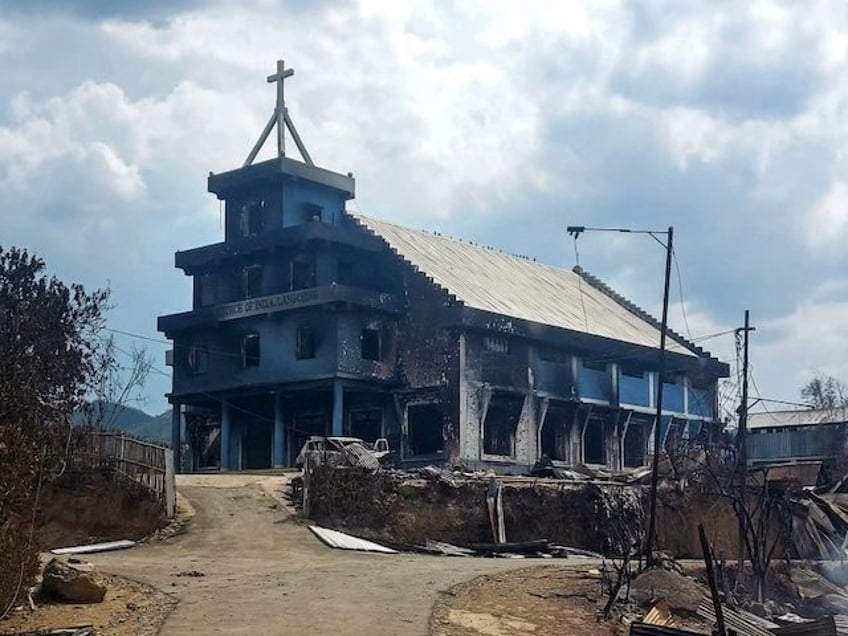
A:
[806,181,848,246]
[3,0,848,411]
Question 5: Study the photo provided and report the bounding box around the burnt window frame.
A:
[361,328,382,361]
[240,199,265,236]
[187,344,209,375]
[296,327,316,360]
[242,333,260,368]
[482,391,524,458]
[243,265,263,299]
[290,257,316,291]
[405,402,444,458]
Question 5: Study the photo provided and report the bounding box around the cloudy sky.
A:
[2,0,847,417]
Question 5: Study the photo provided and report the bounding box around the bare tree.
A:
[802,374,848,415]
[82,336,153,431]
[0,246,112,616]
[699,449,792,603]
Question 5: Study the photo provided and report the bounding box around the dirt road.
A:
[88,473,571,635]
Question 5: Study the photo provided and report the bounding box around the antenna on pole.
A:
[244,59,314,167]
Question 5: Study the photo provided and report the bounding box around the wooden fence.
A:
[70,430,176,518]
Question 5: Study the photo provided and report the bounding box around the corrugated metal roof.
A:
[352,214,700,357]
[308,525,398,554]
[748,408,848,430]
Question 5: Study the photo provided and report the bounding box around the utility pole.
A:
[645,226,673,567]
[566,224,674,566]
[735,309,755,576]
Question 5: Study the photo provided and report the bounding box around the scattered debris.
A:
[50,539,136,556]
[422,540,475,557]
[419,465,458,488]
[642,599,675,626]
[470,540,551,555]
[174,570,206,577]
[308,525,398,554]
[40,558,107,604]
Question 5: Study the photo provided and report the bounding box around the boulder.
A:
[630,567,705,612]
[41,558,107,603]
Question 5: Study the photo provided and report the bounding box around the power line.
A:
[572,235,590,333]
[671,248,693,340]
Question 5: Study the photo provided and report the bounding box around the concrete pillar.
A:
[274,393,285,468]
[332,380,344,436]
[221,401,232,471]
[170,403,181,473]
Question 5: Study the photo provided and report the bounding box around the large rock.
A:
[41,558,107,603]
[630,567,705,612]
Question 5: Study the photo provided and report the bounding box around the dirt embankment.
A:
[36,469,168,550]
[307,467,745,557]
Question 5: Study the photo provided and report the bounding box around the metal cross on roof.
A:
[244,59,314,167]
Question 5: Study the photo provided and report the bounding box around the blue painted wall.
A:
[620,372,650,407]
[578,364,609,401]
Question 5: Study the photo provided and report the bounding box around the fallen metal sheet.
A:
[697,599,775,636]
[470,539,550,554]
[50,539,136,555]
[771,616,837,635]
[424,539,475,557]
[630,623,703,636]
[308,525,397,554]
[643,599,675,627]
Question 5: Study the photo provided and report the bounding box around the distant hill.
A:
[73,400,171,443]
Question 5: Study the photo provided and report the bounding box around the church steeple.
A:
[207,59,354,240]
[244,59,314,167]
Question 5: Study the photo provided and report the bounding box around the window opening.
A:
[242,333,260,367]
[291,259,315,291]
[583,414,606,464]
[483,392,524,456]
[188,345,209,375]
[361,328,381,361]
[244,265,263,299]
[540,406,570,462]
[624,416,648,467]
[407,403,444,456]
[240,199,265,236]
[296,327,315,360]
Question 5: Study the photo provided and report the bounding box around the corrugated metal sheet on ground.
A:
[51,539,136,555]
[308,525,398,554]
[352,214,699,357]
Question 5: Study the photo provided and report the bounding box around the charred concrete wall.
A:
[391,268,462,460]
[306,467,745,557]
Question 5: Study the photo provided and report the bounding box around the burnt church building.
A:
[158,61,729,473]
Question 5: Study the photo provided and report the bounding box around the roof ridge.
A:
[349,211,562,270]
[572,265,712,359]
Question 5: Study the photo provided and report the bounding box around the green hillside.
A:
[73,400,170,443]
